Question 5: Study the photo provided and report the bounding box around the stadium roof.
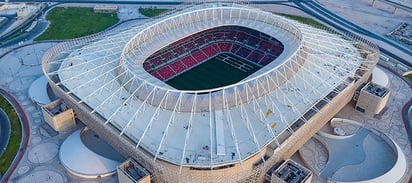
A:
[45,3,369,168]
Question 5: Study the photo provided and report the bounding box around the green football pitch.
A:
[166,53,261,90]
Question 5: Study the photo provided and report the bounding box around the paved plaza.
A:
[0,43,118,183]
[0,2,411,183]
[296,65,412,183]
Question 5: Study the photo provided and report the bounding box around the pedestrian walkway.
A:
[0,42,119,183]
[299,65,412,183]
[0,13,154,182]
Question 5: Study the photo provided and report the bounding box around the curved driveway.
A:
[403,98,412,146]
[0,109,11,158]
[296,0,412,68]
[0,88,30,183]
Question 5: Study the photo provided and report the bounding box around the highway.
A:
[0,17,15,37]
[0,0,411,182]
[0,1,295,47]
[3,0,412,67]
[0,19,49,47]
[0,109,11,158]
[295,0,412,68]
[0,3,50,46]
[403,99,412,145]
[381,0,412,13]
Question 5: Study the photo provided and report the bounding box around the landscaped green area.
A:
[35,7,119,41]
[0,96,22,174]
[166,53,260,90]
[138,8,168,17]
[277,13,328,29]
[406,73,412,81]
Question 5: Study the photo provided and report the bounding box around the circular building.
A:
[42,2,379,182]
[59,128,125,178]
[29,76,51,105]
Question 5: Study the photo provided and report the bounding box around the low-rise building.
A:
[93,5,118,13]
[41,99,76,132]
[355,82,390,115]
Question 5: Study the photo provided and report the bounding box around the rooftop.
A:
[118,159,151,182]
[274,160,311,183]
[300,118,407,182]
[45,3,367,168]
[364,83,389,97]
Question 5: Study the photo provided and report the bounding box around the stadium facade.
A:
[42,2,379,182]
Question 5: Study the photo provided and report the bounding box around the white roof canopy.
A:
[46,3,368,168]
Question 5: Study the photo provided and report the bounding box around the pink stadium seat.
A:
[236,31,247,41]
[179,36,191,44]
[260,40,273,51]
[247,50,264,63]
[218,43,231,52]
[181,56,197,68]
[143,62,151,71]
[248,36,261,46]
[163,52,174,61]
[236,47,251,58]
[203,45,217,57]
[228,31,237,39]
[211,44,220,52]
[259,55,275,66]
[152,57,163,66]
[185,42,195,51]
[151,71,164,80]
[230,44,241,53]
[170,39,184,47]
[146,26,285,81]
[271,46,282,55]
[192,50,208,62]
[215,32,224,40]
[158,66,176,80]
[195,38,205,46]
[170,61,187,73]
[175,46,185,55]
[203,34,213,42]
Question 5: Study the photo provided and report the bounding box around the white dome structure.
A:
[29,76,51,105]
[42,2,379,182]
[372,67,390,87]
[59,128,123,178]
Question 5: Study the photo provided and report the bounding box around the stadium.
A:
[41,2,379,182]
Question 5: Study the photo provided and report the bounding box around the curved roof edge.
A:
[59,128,121,178]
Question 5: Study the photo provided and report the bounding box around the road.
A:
[0,109,11,158]
[0,3,49,46]
[0,0,410,182]
[0,88,30,183]
[0,1,296,48]
[0,19,49,48]
[403,99,412,145]
[295,0,412,144]
[409,106,412,143]
[3,0,411,67]
[381,0,412,13]
[295,0,412,68]
[0,17,15,36]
